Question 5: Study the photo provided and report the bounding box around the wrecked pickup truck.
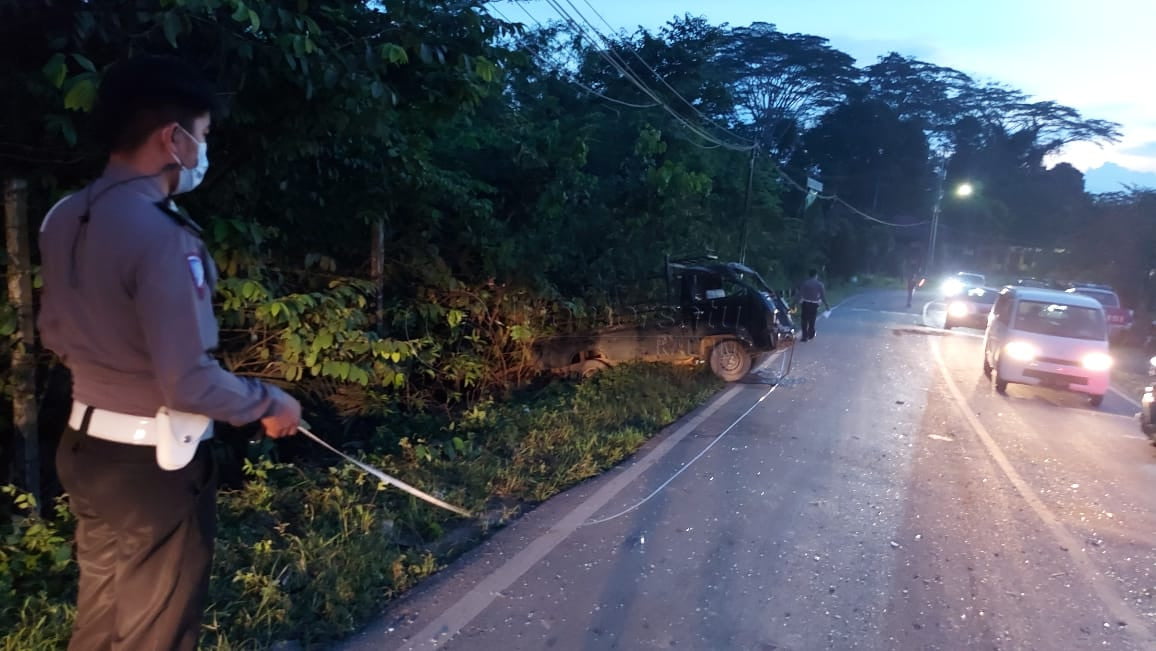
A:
[532,256,795,382]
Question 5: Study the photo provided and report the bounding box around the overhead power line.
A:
[574,0,754,147]
[504,1,922,231]
[774,167,931,229]
[531,0,755,151]
[489,3,659,109]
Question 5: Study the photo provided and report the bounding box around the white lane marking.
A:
[397,353,786,650]
[929,337,1155,644]
[1109,385,1142,408]
[1066,409,1138,422]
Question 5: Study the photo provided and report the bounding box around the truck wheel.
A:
[710,340,752,382]
[1089,394,1104,408]
[578,360,610,379]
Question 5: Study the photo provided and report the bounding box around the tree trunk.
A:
[5,178,40,507]
[370,218,385,336]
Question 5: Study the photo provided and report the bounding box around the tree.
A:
[863,53,975,145]
[801,97,935,276]
[723,23,858,159]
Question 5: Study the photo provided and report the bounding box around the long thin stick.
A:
[298,427,472,518]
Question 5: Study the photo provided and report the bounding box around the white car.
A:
[983,287,1112,407]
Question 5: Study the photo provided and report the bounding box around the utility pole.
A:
[926,160,948,272]
[738,146,758,265]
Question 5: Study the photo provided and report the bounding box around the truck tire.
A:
[578,359,611,379]
[710,339,752,382]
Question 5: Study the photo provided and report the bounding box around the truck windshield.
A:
[740,271,776,294]
[1013,301,1107,340]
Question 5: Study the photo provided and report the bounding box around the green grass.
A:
[1,362,722,649]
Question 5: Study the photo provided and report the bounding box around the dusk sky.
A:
[502,0,1156,192]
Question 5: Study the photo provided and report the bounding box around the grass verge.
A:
[0,362,722,650]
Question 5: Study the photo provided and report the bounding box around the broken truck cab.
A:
[533,256,795,382]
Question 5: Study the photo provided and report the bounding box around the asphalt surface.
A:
[339,290,1156,651]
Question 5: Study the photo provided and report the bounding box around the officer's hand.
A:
[262,393,302,439]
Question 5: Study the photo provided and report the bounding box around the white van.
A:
[983,287,1112,407]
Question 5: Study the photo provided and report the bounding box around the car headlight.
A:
[948,301,970,318]
[1004,341,1039,362]
[1082,352,1114,372]
[942,279,963,296]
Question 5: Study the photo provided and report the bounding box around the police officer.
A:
[38,56,302,650]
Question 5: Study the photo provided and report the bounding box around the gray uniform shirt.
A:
[799,277,827,304]
[38,162,284,424]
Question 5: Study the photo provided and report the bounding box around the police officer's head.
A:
[94,55,218,194]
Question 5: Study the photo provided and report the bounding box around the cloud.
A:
[1124,141,1156,158]
[1084,162,1156,194]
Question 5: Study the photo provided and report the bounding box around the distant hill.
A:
[1084,162,1156,195]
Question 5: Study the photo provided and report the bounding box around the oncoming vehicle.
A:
[983,287,1111,407]
[941,271,986,298]
[1065,284,1133,340]
[944,286,999,330]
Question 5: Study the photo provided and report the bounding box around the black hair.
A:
[808,268,818,277]
[93,55,219,153]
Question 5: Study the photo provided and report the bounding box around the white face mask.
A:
[171,125,209,195]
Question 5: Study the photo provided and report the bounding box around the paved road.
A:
[340,290,1156,651]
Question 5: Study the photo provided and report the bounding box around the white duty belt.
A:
[69,402,213,470]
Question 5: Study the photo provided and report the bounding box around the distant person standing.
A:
[906,269,921,308]
[799,269,830,342]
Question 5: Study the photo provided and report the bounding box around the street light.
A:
[927,175,974,272]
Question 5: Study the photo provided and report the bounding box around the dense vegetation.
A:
[1,0,1153,646]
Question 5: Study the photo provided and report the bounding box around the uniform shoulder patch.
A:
[187,254,207,297]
